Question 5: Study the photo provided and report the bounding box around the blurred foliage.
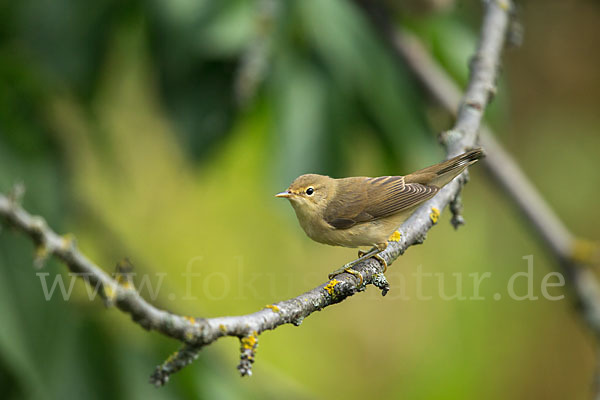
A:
[1,0,599,399]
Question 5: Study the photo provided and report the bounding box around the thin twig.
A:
[0,0,512,385]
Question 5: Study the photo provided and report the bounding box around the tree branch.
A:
[383,7,600,333]
[0,0,512,386]
[360,4,600,394]
[387,24,579,265]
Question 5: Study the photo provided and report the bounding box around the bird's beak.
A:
[275,191,292,198]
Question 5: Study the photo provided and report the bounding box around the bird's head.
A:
[275,174,334,216]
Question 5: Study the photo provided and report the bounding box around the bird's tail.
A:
[405,148,485,188]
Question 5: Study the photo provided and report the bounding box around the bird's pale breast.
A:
[301,209,412,248]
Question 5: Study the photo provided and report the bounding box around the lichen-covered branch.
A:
[386,24,580,265]
[381,9,600,331]
[363,5,600,395]
[0,190,386,385]
[377,0,511,266]
[0,0,511,386]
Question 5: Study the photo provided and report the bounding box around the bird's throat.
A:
[290,201,329,243]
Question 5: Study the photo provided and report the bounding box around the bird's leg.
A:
[356,243,388,273]
[329,244,388,285]
[373,242,388,273]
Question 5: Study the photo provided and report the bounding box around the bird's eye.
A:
[306,187,314,196]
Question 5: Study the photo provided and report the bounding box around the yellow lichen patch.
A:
[60,233,76,250]
[497,0,511,11]
[185,330,195,341]
[115,259,134,288]
[184,316,196,324]
[103,284,117,302]
[119,280,133,290]
[324,279,340,296]
[265,304,280,313]
[388,231,401,242]
[572,239,600,266]
[430,207,440,224]
[241,332,258,350]
[164,350,178,364]
[219,324,227,333]
[34,244,49,261]
[115,272,132,287]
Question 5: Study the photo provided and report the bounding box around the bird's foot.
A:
[356,244,388,273]
[373,253,388,274]
[328,263,364,286]
[329,245,390,286]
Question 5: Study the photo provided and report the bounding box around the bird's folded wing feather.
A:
[324,176,438,229]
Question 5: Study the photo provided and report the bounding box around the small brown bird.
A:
[276,148,484,282]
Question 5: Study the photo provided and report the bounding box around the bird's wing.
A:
[324,176,438,229]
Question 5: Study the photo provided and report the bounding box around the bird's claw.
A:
[328,265,364,286]
[373,253,388,274]
[357,246,387,273]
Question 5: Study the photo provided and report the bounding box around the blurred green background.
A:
[1,0,599,399]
